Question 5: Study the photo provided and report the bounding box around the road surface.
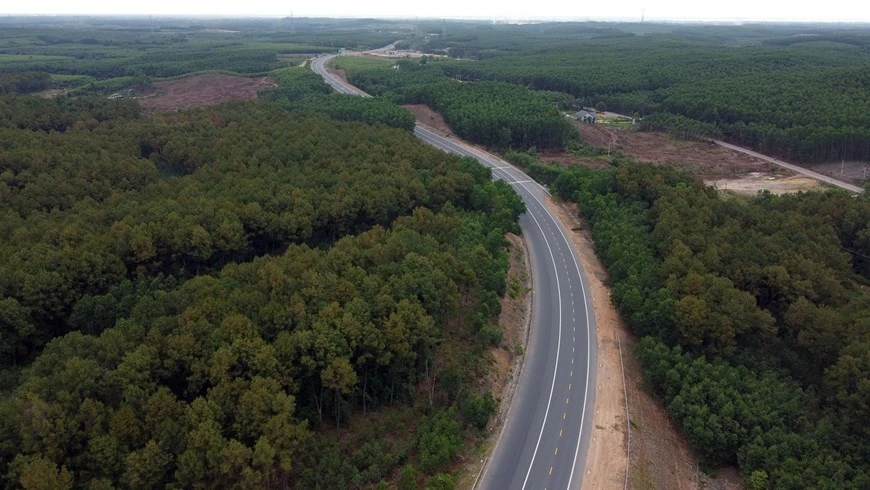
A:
[712,139,863,194]
[312,53,597,490]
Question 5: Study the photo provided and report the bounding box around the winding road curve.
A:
[312,53,597,489]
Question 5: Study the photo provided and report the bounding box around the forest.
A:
[335,58,576,151]
[501,157,870,489]
[0,16,405,94]
[398,22,870,163]
[0,20,528,485]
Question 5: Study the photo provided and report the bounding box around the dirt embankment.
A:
[403,104,453,135]
[138,74,277,112]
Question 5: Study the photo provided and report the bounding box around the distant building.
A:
[574,110,597,123]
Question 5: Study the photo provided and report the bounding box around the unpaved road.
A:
[712,139,863,193]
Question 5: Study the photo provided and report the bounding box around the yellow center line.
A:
[560,429,563,437]
[569,383,572,390]
[566,397,569,404]
[554,447,559,455]
[563,412,566,420]
[549,466,553,475]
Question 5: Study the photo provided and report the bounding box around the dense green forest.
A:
[511,158,870,488]
[262,68,415,131]
[400,22,870,164]
[0,65,524,487]
[0,16,404,94]
[334,58,576,151]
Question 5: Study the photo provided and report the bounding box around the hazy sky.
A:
[2,0,868,23]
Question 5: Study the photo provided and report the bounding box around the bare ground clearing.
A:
[572,122,781,179]
[138,74,277,112]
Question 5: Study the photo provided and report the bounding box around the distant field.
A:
[331,55,394,71]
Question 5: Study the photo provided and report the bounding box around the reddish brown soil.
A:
[402,104,453,135]
[574,122,781,179]
[138,74,277,112]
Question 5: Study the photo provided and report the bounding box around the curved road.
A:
[312,54,597,489]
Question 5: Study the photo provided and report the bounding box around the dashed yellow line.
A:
[554,447,559,455]
[569,383,572,390]
[560,429,563,437]
[549,466,553,475]
[563,412,566,420]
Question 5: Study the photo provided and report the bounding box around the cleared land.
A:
[138,74,277,112]
[569,122,780,179]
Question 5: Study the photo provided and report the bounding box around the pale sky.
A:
[1,0,869,23]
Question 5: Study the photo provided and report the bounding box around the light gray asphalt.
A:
[311,54,597,490]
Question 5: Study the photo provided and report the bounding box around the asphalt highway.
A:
[311,54,597,490]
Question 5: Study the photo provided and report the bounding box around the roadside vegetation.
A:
[511,153,870,488]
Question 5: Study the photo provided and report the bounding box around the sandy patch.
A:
[708,174,824,195]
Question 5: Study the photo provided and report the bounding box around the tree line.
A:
[339,58,577,151]
[540,161,870,488]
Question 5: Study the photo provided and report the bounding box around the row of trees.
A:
[546,162,870,488]
[341,59,577,150]
[262,68,415,131]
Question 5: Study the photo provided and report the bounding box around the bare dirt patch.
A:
[708,174,824,195]
[574,122,780,180]
[403,104,454,135]
[35,88,69,98]
[138,74,277,112]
